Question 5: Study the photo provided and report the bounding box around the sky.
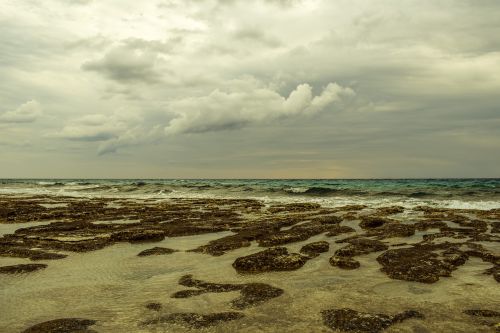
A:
[1,0,499,178]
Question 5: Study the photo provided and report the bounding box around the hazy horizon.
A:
[1,0,499,178]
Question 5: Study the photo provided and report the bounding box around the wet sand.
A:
[0,195,499,332]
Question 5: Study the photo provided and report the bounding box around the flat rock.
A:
[137,247,177,256]
[329,256,360,269]
[232,247,309,273]
[321,308,423,332]
[22,318,97,333]
[171,275,283,309]
[300,241,329,257]
[0,263,47,274]
[464,309,500,317]
[376,246,460,283]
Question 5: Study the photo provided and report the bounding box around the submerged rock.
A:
[0,264,47,274]
[359,216,393,229]
[110,229,165,243]
[464,309,500,317]
[376,245,464,283]
[137,247,177,256]
[329,256,360,269]
[330,238,388,270]
[232,247,308,273]
[143,312,244,329]
[22,318,97,333]
[145,302,162,311]
[321,308,424,332]
[171,275,284,309]
[300,241,329,257]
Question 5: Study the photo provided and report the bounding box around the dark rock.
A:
[110,229,165,243]
[329,256,360,269]
[375,206,404,216]
[22,318,97,333]
[300,241,329,257]
[0,247,66,261]
[137,247,177,256]
[311,215,342,225]
[367,223,416,239]
[192,225,276,256]
[258,221,331,247]
[464,309,500,317]
[143,312,244,329]
[325,225,356,237]
[0,264,47,274]
[359,216,393,229]
[172,275,283,309]
[376,246,460,283]
[484,265,500,282]
[414,220,448,231]
[145,302,162,311]
[232,247,308,273]
[231,283,284,309]
[321,308,423,332]
[335,238,389,257]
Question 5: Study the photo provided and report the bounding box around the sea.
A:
[1,178,499,210]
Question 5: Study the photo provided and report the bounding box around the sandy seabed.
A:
[0,195,499,332]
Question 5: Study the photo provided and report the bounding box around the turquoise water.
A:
[1,179,499,209]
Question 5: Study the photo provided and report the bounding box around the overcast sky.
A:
[1,0,499,178]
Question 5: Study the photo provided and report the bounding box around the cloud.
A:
[53,111,142,142]
[164,82,354,135]
[81,38,177,84]
[0,100,43,123]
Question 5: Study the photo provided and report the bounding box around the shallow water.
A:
[0,191,499,332]
[1,226,498,332]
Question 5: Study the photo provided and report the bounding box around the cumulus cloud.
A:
[165,82,354,135]
[81,38,177,84]
[0,100,42,123]
[54,110,142,142]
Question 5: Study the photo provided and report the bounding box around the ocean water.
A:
[1,178,499,210]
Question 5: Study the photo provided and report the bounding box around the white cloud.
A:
[0,100,43,123]
[165,82,354,134]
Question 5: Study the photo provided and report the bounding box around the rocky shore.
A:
[0,194,499,332]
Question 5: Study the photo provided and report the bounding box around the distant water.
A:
[1,179,499,210]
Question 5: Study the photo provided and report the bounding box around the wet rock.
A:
[0,263,47,274]
[300,241,329,257]
[145,302,162,311]
[359,216,393,229]
[367,223,416,239]
[172,275,284,309]
[0,247,66,261]
[258,221,331,247]
[22,318,97,333]
[137,247,177,256]
[376,245,460,283]
[325,225,356,237]
[484,265,500,282]
[231,283,284,309]
[321,308,423,332]
[376,206,404,216]
[329,256,360,269]
[110,229,165,243]
[464,309,500,317]
[233,247,309,273]
[192,225,276,256]
[311,215,342,225]
[143,312,244,329]
[335,238,389,257]
[414,220,448,231]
